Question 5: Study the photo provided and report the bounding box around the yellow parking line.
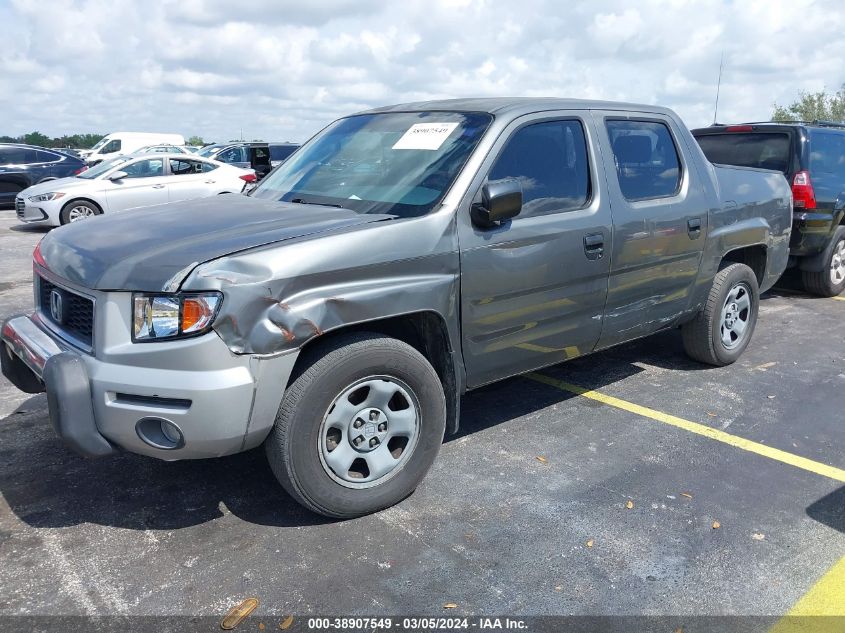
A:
[833,296,845,302]
[769,555,845,631]
[525,372,845,483]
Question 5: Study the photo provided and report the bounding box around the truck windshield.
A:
[696,132,792,173]
[251,111,492,217]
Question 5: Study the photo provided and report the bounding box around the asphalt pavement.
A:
[0,209,843,627]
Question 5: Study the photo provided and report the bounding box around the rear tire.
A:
[265,332,446,519]
[802,227,845,297]
[59,199,102,225]
[682,263,760,366]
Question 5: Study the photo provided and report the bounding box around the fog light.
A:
[160,419,181,444]
[136,417,184,450]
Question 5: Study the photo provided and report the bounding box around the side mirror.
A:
[107,170,128,181]
[471,179,522,228]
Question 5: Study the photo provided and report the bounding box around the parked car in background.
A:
[135,144,194,155]
[269,142,300,167]
[14,153,255,225]
[0,98,791,518]
[693,122,845,296]
[80,132,185,166]
[56,147,84,159]
[197,142,273,178]
[0,144,86,208]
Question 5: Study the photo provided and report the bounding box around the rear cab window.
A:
[606,119,682,201]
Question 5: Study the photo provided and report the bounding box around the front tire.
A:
[265,332,446,518]
[802,227,845,297]
[59,199,102,225]
[682,263,760,366]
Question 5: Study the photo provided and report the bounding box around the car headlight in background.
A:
[28,192,66,202]
[132,293,222,342]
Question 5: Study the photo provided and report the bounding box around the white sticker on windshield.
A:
[392,122,459,151]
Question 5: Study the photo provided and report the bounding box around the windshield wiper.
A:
[289,198,346,209]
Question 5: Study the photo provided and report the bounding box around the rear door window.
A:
[695,132,792,173]
[808,131,845,177]
[169,158,205,175]
[488,119,591,218]
[606,120,682,201]
[35,150,60,163]
[808,130,845,206]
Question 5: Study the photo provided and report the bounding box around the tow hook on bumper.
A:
[1,315,117,458]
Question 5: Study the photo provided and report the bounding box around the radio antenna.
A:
[713,51,724,124]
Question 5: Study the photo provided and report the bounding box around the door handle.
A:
[204,180,216,184]
[152,184,165,189]
[687,217,702,239]
[583,233,604,260]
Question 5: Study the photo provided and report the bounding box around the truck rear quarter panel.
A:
[694,163,792,306]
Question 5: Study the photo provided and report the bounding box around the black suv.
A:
[0,144,86,209]
[197,142,273,179]
[692,122,845,296]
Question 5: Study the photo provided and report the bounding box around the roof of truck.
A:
[359,97,676,117]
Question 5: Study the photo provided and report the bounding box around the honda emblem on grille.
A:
[49,289,64,324]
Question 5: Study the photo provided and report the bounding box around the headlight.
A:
[132,293,222,342]
[28,192,66,203]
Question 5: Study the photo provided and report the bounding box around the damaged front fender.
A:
[180,214,463,359]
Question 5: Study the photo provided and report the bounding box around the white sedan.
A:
[14,153,256,226]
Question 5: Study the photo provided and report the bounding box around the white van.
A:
[82,132,185,165]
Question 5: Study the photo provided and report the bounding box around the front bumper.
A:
[1,315,114,457]
[14,196,54,225]
[1,313,297,460]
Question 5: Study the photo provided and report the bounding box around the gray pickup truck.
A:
[1,98,791,518]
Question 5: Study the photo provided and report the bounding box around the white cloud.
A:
[0,0,843,143]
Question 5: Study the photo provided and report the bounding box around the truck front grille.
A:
[15,198,24,220]
[38,276,94,348]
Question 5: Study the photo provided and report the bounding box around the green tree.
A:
[772,85,845,122]
[23,131,50,147]
[187,135,205,146]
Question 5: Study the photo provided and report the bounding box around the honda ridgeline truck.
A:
[1,99,792,518]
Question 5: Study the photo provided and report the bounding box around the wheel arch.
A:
[61,196,103,212]
[290,310,462,435]
[720,244,767,286]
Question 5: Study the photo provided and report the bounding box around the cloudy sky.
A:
[1,0,844,144]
